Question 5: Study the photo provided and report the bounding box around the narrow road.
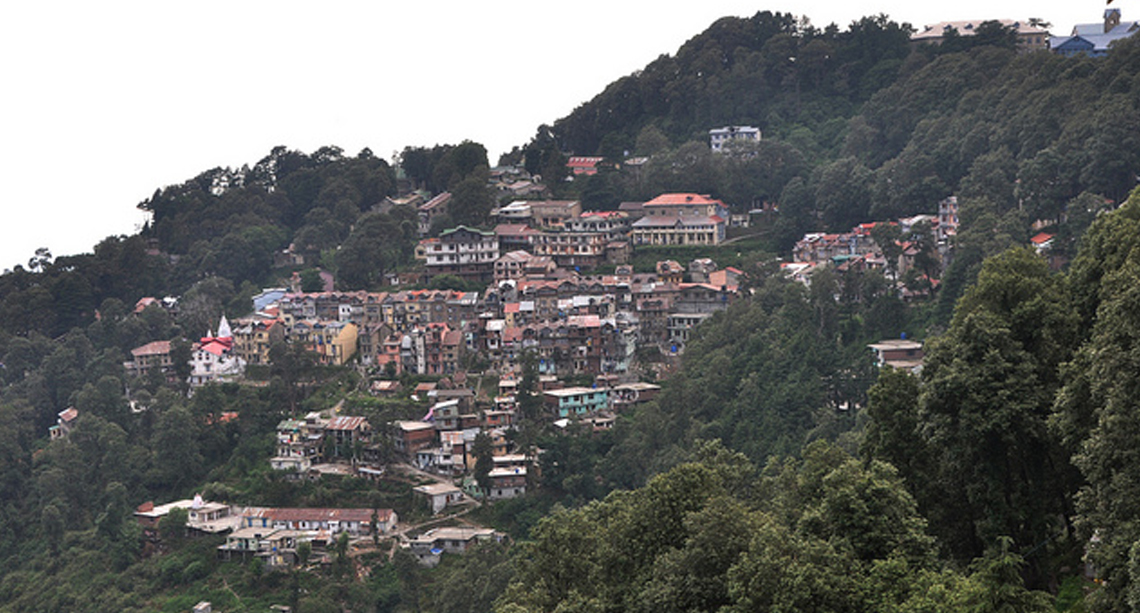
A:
[349,463,485,561]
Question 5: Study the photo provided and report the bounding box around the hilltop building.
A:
[911,18,1049,51]
[1051,9,1140,57]
[709,126,760,152]
[631,193,728,246]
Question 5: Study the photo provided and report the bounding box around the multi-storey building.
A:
[666,283,737,351]
[232,316,285,366]
[290,320,358,365]
[709,126,761,152]
[418,192,451,236]
[270,413,328,473]
[543,387,611,418]
[632,193,728,246]
[528,200,582,228]
[125,340,174,379]
[421,226,499,283]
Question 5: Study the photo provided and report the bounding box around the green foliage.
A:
[336,208,418,290]
[472,431,494,493]
[961,537,1053,613]
[299,268,324,292]
[1054,190,1140,611]
[158,507,188,545]
[428,542,514,613]
[598,268,883,489]
[428,273,477,292]
[499,440,941,613]
[6,16,1140,613]
[914,249,1079,581]
[449,173,495,227]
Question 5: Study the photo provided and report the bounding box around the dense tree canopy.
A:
[1,10,1140,612]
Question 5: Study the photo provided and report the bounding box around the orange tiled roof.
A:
[644,193,724,206]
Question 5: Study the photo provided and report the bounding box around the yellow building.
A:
[292,320,358,365]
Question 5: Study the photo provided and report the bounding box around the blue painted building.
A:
[1051,9,1140,57]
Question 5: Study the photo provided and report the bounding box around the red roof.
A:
[644,193,724,207]
[566,157,603,168]
[198,339,231,357]
[206,411,239,425]
[504,303,521,314]
[567,315,601,328]
[1030,232,1055,245]
[133,297,159,314]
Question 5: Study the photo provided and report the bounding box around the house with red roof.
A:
[133,296,160,314]
[708,266,744,289]
[1031,232,1055,253]
[566,156,604,176]
[494,223,539,254]
[190,316,246,387]
[49,407,78,440]
[632,193,730,246]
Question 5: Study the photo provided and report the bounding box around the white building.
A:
[188,316,246,388]
[709,126,761,152]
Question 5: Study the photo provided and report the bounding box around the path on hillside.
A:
[720,229,771,246]
[348,462,484,561]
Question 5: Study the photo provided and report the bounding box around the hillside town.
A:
[10,5,1140,612]
[56,81,1092,592]
[100,177,974,576]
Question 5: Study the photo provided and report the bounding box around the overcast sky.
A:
[0,1,1100,272]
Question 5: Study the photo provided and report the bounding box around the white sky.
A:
[0,1,1098,272]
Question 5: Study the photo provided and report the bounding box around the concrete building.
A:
[421,226,499,283]
[709,126,761,152]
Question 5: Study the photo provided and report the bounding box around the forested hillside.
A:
[526,11,1140,310]
[1,9,1140,613]
[496,191,1140,613]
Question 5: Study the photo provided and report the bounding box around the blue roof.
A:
[253,288,287,312]
[1054,21,1139,55]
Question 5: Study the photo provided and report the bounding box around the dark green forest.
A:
[1,9,1140,613]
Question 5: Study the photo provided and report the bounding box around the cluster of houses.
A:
[121,191,746,392]
[123,315,250,387]
[122,256,743,394]
[133,493,404,568]
[264,371,660,505]
[415,192,732,287]
[781,196,959,292]
[124,372,662,568]
[390,377,660,479]
[134,487,505,569]
[910,10,1139,57]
